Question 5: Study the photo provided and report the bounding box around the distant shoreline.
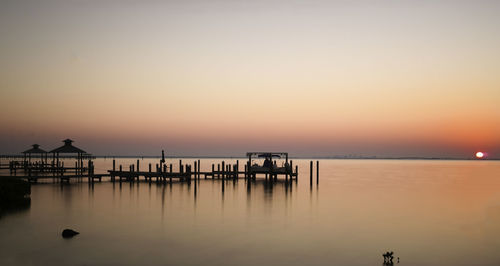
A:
[1,155,495,161]
[97,156,498,161]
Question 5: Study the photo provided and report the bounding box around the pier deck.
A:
[1,154,307,184]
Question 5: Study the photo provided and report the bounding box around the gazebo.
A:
[49,139,89,173]
[22,144,48,164]
[246,152,291,180]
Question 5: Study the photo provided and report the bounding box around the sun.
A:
[475,152,484,159]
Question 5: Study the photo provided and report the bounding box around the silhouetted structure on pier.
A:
[2,139,93,181]
[246,152,297,181]
[22,144,48,164]
[1,151,315,185]
[49,139,91,176]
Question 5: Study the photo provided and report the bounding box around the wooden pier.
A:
[0,158,302,184]
[0,148,314,184]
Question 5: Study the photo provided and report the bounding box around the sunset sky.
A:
[1,0,499,158]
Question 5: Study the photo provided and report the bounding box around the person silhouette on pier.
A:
[263,158,272,168]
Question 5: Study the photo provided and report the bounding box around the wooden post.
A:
[236,160,239,179]
[285,161,288,181]
[310,161,313,187]
[197,159,200,179]
[217,164,220,179]
[137,159,140,172]
[211,164,214,179]
[56,153,59,174]
[222,171,225,193]
[79,155,83,175]
[246,159,251,180]
[244,164,247,180]
[169,164,172,183]
[194,161,197,180]
[234,164,237,180]
[316,160,319,185]
[221,161,225,180]
[290,160,293,180]
[295,165,298,182]
[88,160,92,182]
[149,163,151,172]
[197,161,200,180]
[118,165,122,182]
[163,164,167,182]
[111,160,115,182]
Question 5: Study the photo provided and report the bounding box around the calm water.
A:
[1,159,500,266]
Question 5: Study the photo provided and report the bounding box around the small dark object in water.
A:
[383,251,394,264]
[397,257,399,263]
[62,229,79,238]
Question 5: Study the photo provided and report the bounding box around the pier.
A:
[0,141,315,184]
[1,157,302,184]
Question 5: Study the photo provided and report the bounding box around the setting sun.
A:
[476,152,485,158]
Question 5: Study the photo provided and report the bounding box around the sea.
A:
[1,158,500,266]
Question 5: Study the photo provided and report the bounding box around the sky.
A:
[1,0,499,158]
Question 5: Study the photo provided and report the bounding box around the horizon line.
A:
[1,154,497,161]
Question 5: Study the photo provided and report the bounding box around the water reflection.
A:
[3,160,500,266]
[244,179,296,203]
[71,177,301,209]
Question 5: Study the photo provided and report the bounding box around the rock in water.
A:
[62,229,79,238]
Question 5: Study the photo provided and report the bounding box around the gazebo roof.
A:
[246,152,288,158]
[22,144,47,154]
[50,139,87,154]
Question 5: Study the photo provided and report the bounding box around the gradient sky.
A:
[1,0,499,157]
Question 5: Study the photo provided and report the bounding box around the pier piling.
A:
[197,159,200,179]
[310,161,313,187]
[295,165,298,183]
[194,161,197,180]
[316,160,319,185]
[211,164,214,179]
[221,161,225,180]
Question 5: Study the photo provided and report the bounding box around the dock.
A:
[0,145,320,185]
[0,157,301,184]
